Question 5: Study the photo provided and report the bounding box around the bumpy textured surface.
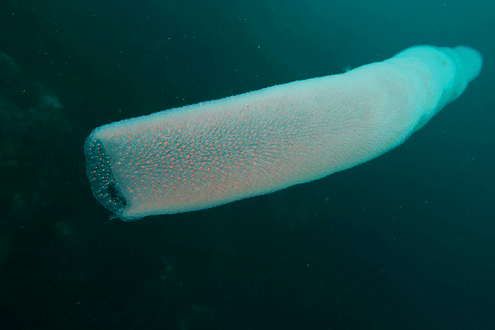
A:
[85,46,482,220]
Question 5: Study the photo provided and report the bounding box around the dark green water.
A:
[0,0,494,329]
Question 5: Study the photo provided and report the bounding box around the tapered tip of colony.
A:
[453,46,483,82]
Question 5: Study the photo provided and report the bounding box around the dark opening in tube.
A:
[84,136,127,216]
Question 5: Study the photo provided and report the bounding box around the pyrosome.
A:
[84,45,482,221]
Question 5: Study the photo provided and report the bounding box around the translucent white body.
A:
[84,46,482,220]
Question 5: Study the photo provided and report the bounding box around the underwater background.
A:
[0,0,494,329]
